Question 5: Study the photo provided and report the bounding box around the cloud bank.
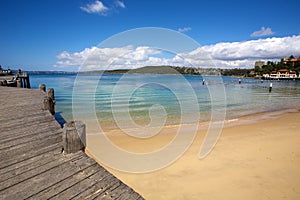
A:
[251,27,274,37]
[55,35,300,70]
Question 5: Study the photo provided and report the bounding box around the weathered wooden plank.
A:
[0,113,56,132]
[0,133,62,161]
[94,180,122,200]
[0,122,59,141]
[70,174,120,200]
[0,100,41,106]
[0,108,45,121]
[0,128,62,151]
[0,128,61,147]
[0,153,84,198]
[0,149,61,178]
[0,149,62,181]
[27,163,102,199]
[1,154,103,199]
[0,116,54,132]
[0,119,58,136]
[0,101,42,109]
[100,183,140,200]
[50,168,114,200]
[0,108,45,119]
[0,122,61,144]
[116,189,143,200]
[0,143,61,169]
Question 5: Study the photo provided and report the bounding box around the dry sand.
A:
[86,109,300,200]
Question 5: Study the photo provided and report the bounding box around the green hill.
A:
[128,66,180,74]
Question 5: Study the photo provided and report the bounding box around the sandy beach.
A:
[86,109,300,200]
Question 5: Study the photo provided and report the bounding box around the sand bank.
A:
[86,109,300,199]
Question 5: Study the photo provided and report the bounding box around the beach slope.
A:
[87,110,300,200]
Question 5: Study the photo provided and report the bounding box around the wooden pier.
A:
[0,86,143,199]
[0,73,31,88]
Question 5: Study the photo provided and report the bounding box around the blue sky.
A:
[0,0,300,71]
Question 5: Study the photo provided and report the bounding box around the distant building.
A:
[266,69,298,79]
[254,61,265,69]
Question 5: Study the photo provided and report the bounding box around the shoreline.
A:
[85,108,300,199]
[84,107,300,136]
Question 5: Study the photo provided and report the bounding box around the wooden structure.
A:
[16,74,31,88]
[43,88,55,115]
[63,121,86,154]
[0,86,143,200]
[0,73,31,88]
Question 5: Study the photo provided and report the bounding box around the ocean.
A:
[30,73,300,132]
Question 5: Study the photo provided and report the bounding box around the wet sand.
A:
[86,109,300,199]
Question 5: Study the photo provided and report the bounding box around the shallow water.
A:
[30,73,300,130]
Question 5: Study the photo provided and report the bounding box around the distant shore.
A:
[25,66,300,81]
[25,66,250,76]
[86,108,300,199]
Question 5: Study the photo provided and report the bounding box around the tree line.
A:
[254,55,300,75]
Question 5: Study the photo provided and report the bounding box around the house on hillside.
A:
[290,56,300,67]
[283,56,300,67]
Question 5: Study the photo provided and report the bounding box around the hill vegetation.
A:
[128,66,179,74]
[254,55,300,75]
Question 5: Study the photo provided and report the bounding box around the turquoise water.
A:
[30,74,300,129]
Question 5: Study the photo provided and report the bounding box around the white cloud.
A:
[178,27,191,33]
[202,35,300,61]
[182,35,300,68]
[80,0,108,15]
[55,46,164,70]
[80,0,125,15]
[55,35,300,70]
[251,27,274,37]
[115,0,126,8]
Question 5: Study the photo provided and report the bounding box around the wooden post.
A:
[39,84,46,92]
[2,80,7,86]
[62,121,86,154]
[20,78,24,88]
[25,76,31,88]
[48,88,55,115]
[43,88,55,115]
[17,79,22,88]
[43,96,49,111]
